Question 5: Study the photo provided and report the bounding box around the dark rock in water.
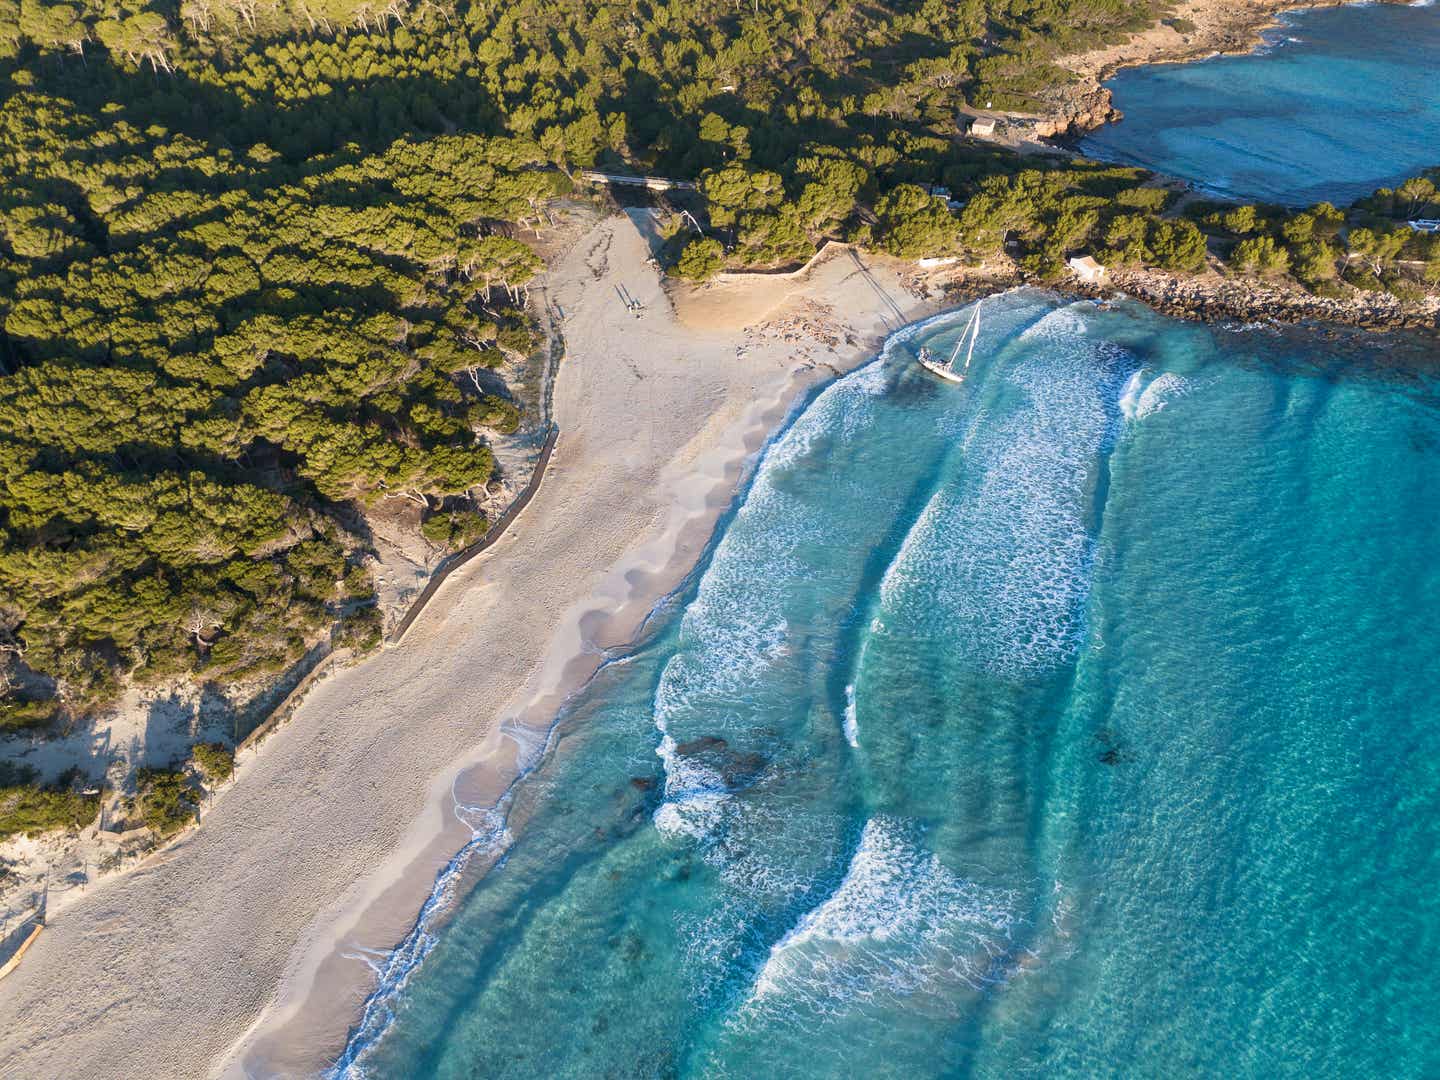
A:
[674,735,728,756]
[1099,748,1123,766]
[673,734,766,786]
[629,776,655,791]
[719,752,767,786]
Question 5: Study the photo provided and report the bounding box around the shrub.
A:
[496,326,537,356]
[336,606,385,652]
[0,764,99,839]
[1221,205,1260,236]
[469,395,521,433]
[0,697,58,732]
[1291,241,1341,290]
[1342,266,1384,292]
[875,184,960,258]
[133,768,198,837]
[421,509,490,550]
[1147,219,1207,272]
[1230,236,1290,276]
[342,564,375,600]
[190,742,235,782]
[1114,187,1169,213]
[1381,272,1426,303]
[673,237,726,281]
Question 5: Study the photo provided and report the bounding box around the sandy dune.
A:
[0,212,937,1079]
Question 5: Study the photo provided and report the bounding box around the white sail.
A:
[962,299,982,373]
[945,299,983,374]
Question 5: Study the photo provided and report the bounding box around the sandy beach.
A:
[0,211,941,1078]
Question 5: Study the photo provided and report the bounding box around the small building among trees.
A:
[1068,255,1107,283]
[966,116,998,138]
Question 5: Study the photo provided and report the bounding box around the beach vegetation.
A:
[0,0,1435,746]
[674,238,727,282]
[335,605,385,652]
[421,508,489,550]
[875,185,962,258]
[0,763,100,839]
[1380,272,1427,304]
[190,742,235,782]
[1220,205,1260,236]
[1289,241,1342,291]
[1144,219,1208,272]
[1230,236,1290,276]
[131,767,199,837]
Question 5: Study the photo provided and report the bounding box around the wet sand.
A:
[0,211,939,1079]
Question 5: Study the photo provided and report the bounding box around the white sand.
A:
[0,212,941,1079]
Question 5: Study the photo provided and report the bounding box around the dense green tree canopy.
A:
[0,0,1433,742]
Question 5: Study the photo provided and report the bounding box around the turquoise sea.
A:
[1077,2,1440,206]
[338,292,1440,1078]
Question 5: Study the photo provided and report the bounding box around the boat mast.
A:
[947,299,983,374]
[946,303,975,371]
[962,299,982,373]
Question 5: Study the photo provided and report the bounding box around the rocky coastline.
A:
[1036,0,1389,140]
[936,263,1439,338]
[1091,268,1440,335]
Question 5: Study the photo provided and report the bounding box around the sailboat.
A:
[917,299,982,384]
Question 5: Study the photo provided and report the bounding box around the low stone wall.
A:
[712,241,854,283]
[387,423,561,645]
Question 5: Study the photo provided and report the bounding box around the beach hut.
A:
[1068,255,1107,284]
[968,116,998,138]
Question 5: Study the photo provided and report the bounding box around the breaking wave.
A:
[877,306,1134,677]
[741,817,1018,1019]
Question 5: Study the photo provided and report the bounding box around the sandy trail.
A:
[0,212,937,1079]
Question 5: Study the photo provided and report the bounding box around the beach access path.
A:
[0,211,934,1079]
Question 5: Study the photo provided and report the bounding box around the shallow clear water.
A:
[345,292,1440,1078]
[1078,3,1440,206]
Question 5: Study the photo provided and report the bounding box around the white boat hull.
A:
[918,357,967,383]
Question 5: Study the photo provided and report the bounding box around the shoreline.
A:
[1042,0,1379,138]
[1054,0,1376,134]
[228,231,944,1077]
[1,2,1431,1067]
[0,211,944,1080]
[231,362,852,1079]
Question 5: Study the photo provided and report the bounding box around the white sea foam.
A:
[329,791,515,1079]
[743,818,1016,1016]
[877,305,1134,677]
[1133,371,1191,420]
[651,359,895,838]
[842,683,859,748]
[1118,367,1148,419]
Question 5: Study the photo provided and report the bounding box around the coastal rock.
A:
[672,735,767,786]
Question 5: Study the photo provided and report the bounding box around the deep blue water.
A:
[1078,3,1440,206]
[336,292,1440,1079]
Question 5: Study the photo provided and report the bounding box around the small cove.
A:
[1077,2,1440,206]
